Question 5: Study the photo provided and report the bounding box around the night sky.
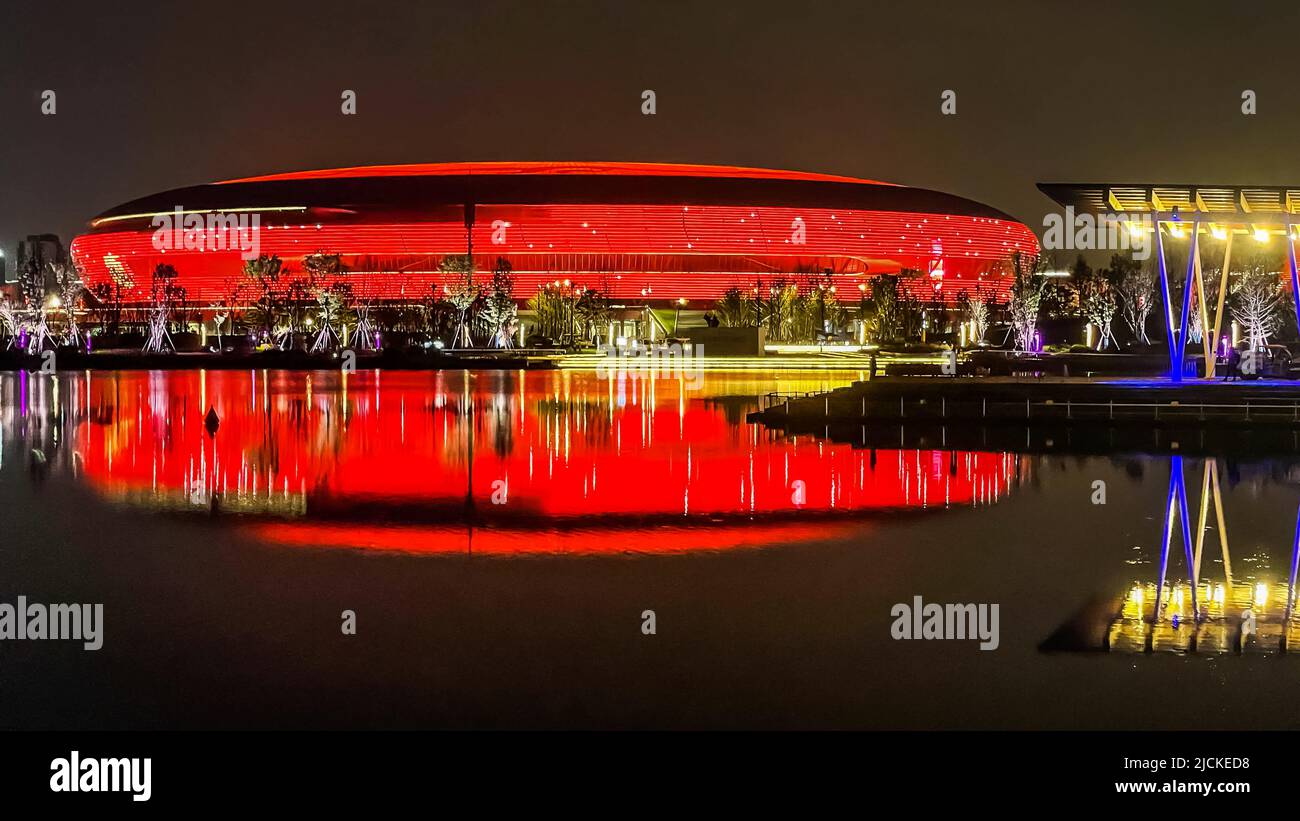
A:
[3,0,1299,261]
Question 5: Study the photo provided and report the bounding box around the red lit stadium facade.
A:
[70,161,1037,307]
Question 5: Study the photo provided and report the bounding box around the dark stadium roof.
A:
[89,161,1022,230]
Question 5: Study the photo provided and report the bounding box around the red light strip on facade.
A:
[71,204,1037,304]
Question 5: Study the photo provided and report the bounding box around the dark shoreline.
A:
[0,349,562,371]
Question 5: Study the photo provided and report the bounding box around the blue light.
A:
[1155,223,1179,381]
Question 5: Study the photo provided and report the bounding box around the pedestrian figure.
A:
[1223,345,1240,382]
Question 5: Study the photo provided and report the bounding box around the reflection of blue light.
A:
[1174,456,1198,620]
[1154,456,1197,623]
[1101,377,1299,389]
[1154,461,1176,622]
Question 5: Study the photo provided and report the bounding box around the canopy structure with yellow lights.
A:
[1038,183,1300,380]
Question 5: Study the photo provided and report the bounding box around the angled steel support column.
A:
[1155,219,1179,380]
[1195,239,1213,378]
[1174,223,1200,380]
[1207,233,1234,378]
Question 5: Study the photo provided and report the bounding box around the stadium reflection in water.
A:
[0,369,1022,555]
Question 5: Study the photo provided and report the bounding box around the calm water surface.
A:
[2,368,1300,729]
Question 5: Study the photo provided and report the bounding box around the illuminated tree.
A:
[50,261,85,346]
[478,258,518,348]
[309,282,353,353]
[801,270,845,341]
[439,255,479,348]
[208,278,243,351]
[864,275,901,341]
[1230,266,1283,352]
[756,279,807,343]
[1006,251,1045,352]
[0,298,18,349]
[143,263,182,353]
[1108,254,1155,345]
[574,285,612,344]
[713,286,755,328]
[957,291,990,345]
[15,246,45,311]
[242,254,287,344]
[1076,265,1118,349]
[303,251,346,286]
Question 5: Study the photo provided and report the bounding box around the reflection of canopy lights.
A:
[1099,458,1300,655]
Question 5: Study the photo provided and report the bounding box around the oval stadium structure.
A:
[70,161,1038,306]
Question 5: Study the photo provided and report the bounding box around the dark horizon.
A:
[3,0,1299,260]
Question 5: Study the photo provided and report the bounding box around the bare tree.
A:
[143,263,181,353]
[243,254,287,344]
[1231,268,1283,352]
[958,291,990,345]
[49,261,85,346]
[0,299,18,349]
[439,255,479,348]
[16,246,45,311]
[479,257,517,348]
[14,247,51,351]
[714,286,755,328]
[864,275,901,342]
[208,277,243,351]
[1101,254,1156,346]
[1006,252,1045,351]
[1077,267,1118,349]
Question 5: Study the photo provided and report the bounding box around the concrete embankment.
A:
[749,376,1300,429]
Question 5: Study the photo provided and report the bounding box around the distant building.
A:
[11,234,67,302]
[17,233,67,270]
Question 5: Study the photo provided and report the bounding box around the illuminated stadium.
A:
[70,161,1038,308]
